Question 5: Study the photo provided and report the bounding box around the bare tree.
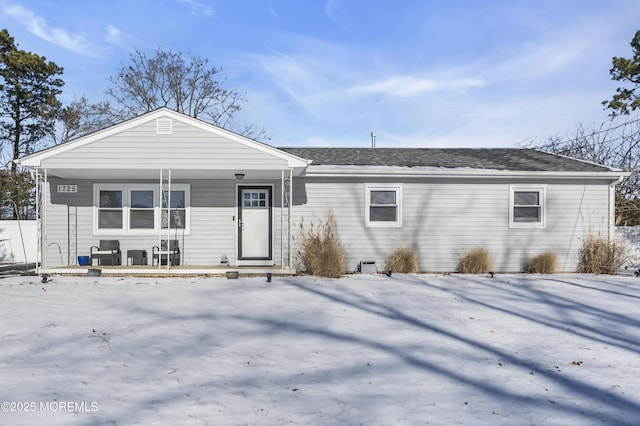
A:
[49,96,114,145]
[522,118,640,225]
[102,48,267,140]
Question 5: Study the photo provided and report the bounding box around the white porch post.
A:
[159,169,172,269]
[42,169,48,270]
[280,168,294,270]
[281,170,284,269]
[35,168,40,271]
[288,168,293,271]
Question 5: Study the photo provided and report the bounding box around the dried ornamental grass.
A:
[297,213,346,278]
[457,247,491,274]
[526,251,558,274]
[385,247,419,273]
[577,237,627,274]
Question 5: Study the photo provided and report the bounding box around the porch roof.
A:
[17,108,309,180]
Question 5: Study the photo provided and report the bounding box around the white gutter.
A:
[303,166,631,180]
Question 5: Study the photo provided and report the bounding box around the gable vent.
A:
[156,118,173,135]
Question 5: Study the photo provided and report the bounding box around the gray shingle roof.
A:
[278,148,615,172]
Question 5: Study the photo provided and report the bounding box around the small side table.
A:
[127,250,148,266]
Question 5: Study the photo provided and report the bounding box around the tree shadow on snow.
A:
[277,275,640,425]
[4,276,639,425]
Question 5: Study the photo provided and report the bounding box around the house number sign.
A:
[57,185,78,193]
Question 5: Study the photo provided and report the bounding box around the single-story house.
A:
[16,108,627,273]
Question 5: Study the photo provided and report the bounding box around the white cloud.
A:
[481,36,591,85]
[104,25,142,51]
[177,0,214,17]
[238,6,633,149]
[324,0,346,29]
[3,4,95,55]
[349,75,486,97]
[105,25,120,40]
[324,0,342,20]
[105,25,121,45]
[251,47,346,119]
[267,5,280,22]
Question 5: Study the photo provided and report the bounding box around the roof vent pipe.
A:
[371,131,376,148]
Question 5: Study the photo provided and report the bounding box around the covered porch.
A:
[15,109,310,274]
[33,165,305,274]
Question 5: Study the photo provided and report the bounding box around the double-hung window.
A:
[98,188,123,229]
[162,189,187,229]
[365,184,402,227]
[94,184,190,234]
[130,189,155,230]
[509,185,545,228]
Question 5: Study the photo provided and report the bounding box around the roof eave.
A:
[302,166,630,179]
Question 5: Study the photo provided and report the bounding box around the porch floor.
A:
[39,265,295,277]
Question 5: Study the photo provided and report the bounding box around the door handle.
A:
[238,218,243,228]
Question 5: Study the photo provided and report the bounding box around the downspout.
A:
[280,170,284,269]
[609,174,625,240]
[288,168,293,272]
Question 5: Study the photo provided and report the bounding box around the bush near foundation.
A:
[577,237,627,274]
[385,247,419,273]
[457,248,491,274]
[296,213,345,278]
[526,251,558,274]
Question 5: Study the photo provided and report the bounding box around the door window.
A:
[243,190,268,208]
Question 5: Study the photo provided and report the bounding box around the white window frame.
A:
[365,183,402,228]
[509,185,546,228]
[161,186,190,231]
[93,183,190,235]
[128,184,159,234]
[95,184,124,232]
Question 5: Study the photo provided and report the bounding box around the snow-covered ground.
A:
[1,272,639,425]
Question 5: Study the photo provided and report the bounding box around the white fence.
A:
[0,220,37,264]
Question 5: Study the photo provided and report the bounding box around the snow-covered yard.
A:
[1,272,639,425]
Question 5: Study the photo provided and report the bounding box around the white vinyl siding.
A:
[40,120,292,170]
[45,178,287,268]
[43,176,611,273]
[290,178,610,273]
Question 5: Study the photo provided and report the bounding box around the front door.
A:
[238,186,272,261]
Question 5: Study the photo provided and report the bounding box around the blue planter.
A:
[78,256,90,266]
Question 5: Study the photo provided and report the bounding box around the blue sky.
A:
[2,0,639,147]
